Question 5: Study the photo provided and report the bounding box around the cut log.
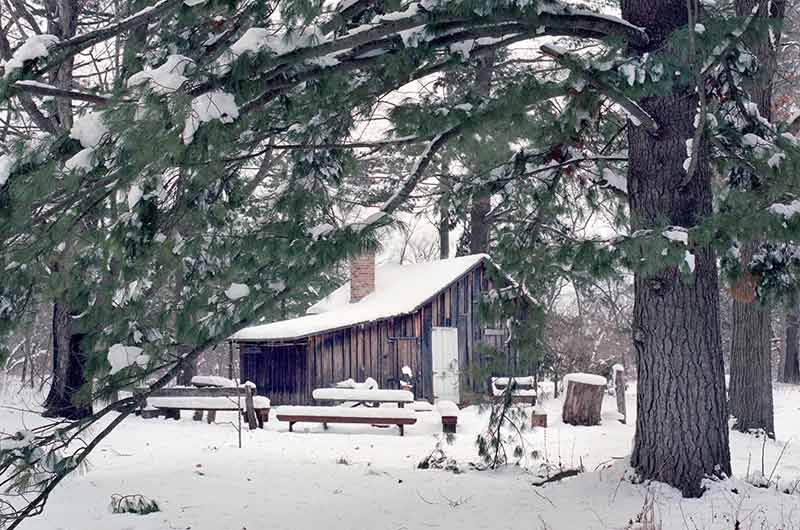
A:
[561,373,606,426]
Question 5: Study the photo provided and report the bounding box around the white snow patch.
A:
[225,283,250,301]
[107,344,148,374]
[601,167,627,193]
[70,111,109,148]
[662,226,689,245]
[127,55,192,94]
[312,388,414,402]
[309,223,335,240]
[182,90,239,144]
[769,199,800,219]
[127,184,143,209]
[2,34,59,79]
[0,430,34,451]
[64,148,96,172]
[190,375,236,388]
[0,154,15,186]
[684,251,696,273]
[436,400,459,416]
[335,377,378,390]
[563,372,607,387]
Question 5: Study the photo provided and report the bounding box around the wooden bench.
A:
[491,376,537,405]
[276,406,416,436]
[136,386,270,429]
[436,400,459,434]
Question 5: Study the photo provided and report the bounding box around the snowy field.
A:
[2,380,800,530]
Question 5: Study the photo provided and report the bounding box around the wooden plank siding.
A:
[237,260,528,406]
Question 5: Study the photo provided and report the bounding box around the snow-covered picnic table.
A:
[311,388,414,407]
[275,405,417,436]
[138,385,270,429]
[490,376,537,404]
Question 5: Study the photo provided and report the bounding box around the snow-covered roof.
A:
[231,254,489,341]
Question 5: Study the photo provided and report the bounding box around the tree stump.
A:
[561,373,607,426]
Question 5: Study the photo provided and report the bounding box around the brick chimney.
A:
[350,251,376,303]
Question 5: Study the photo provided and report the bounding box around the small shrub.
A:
[109,494,160,515]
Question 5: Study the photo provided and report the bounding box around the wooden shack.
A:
[231,253,531,405]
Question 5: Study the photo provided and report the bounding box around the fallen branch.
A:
[531,467,582,486]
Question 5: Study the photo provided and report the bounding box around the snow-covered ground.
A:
[2,379,800,530]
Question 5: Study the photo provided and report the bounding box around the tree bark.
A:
[467,55,495,256]
[562,380,605,426]
[728,245,775,436]
[43,303,92,419]
[784,305,800,383]
[623,0,731,497]
[727,0,784,437]
[439,203,450,259]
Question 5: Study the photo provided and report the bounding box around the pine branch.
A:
[10,81,113,106]
[5,0,184,81]
[540,44,659,133]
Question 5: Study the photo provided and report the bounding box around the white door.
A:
[432,327,460,403]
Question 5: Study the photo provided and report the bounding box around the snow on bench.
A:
[490,376,537,401]
[335,377,378,390]
[190,375,236,388]
[312,388,414,404]
[276,405,417,436]
[436,400,459,434]
[147,396,270,409]
[412,400,433,412]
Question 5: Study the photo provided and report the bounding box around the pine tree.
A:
[3,0,800,525]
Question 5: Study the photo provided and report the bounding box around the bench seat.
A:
[276,406,416,436]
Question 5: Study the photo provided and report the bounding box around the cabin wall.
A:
[238,341,310,406]
[236,261,529,405]
[305,314,426,404]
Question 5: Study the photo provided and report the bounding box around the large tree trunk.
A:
[726,0,784,438]
[42,0,92,420]
[623,0,731,497]
[784,305,800,383]
[729,248,775,436]
[43,303,92,419]
[468,55,495,256]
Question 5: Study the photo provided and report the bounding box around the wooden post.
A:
[244,385,258,430]
[561,374,606,426]
[206,410,217,424]
[614,366,627,424]
[193,410,204,421]
[228,340,234,380]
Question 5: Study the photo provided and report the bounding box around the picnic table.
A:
[136,386,270,429]
[275,387,416,436]
[490,376,537,405]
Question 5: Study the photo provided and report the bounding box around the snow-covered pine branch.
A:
[540,44,659,133]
